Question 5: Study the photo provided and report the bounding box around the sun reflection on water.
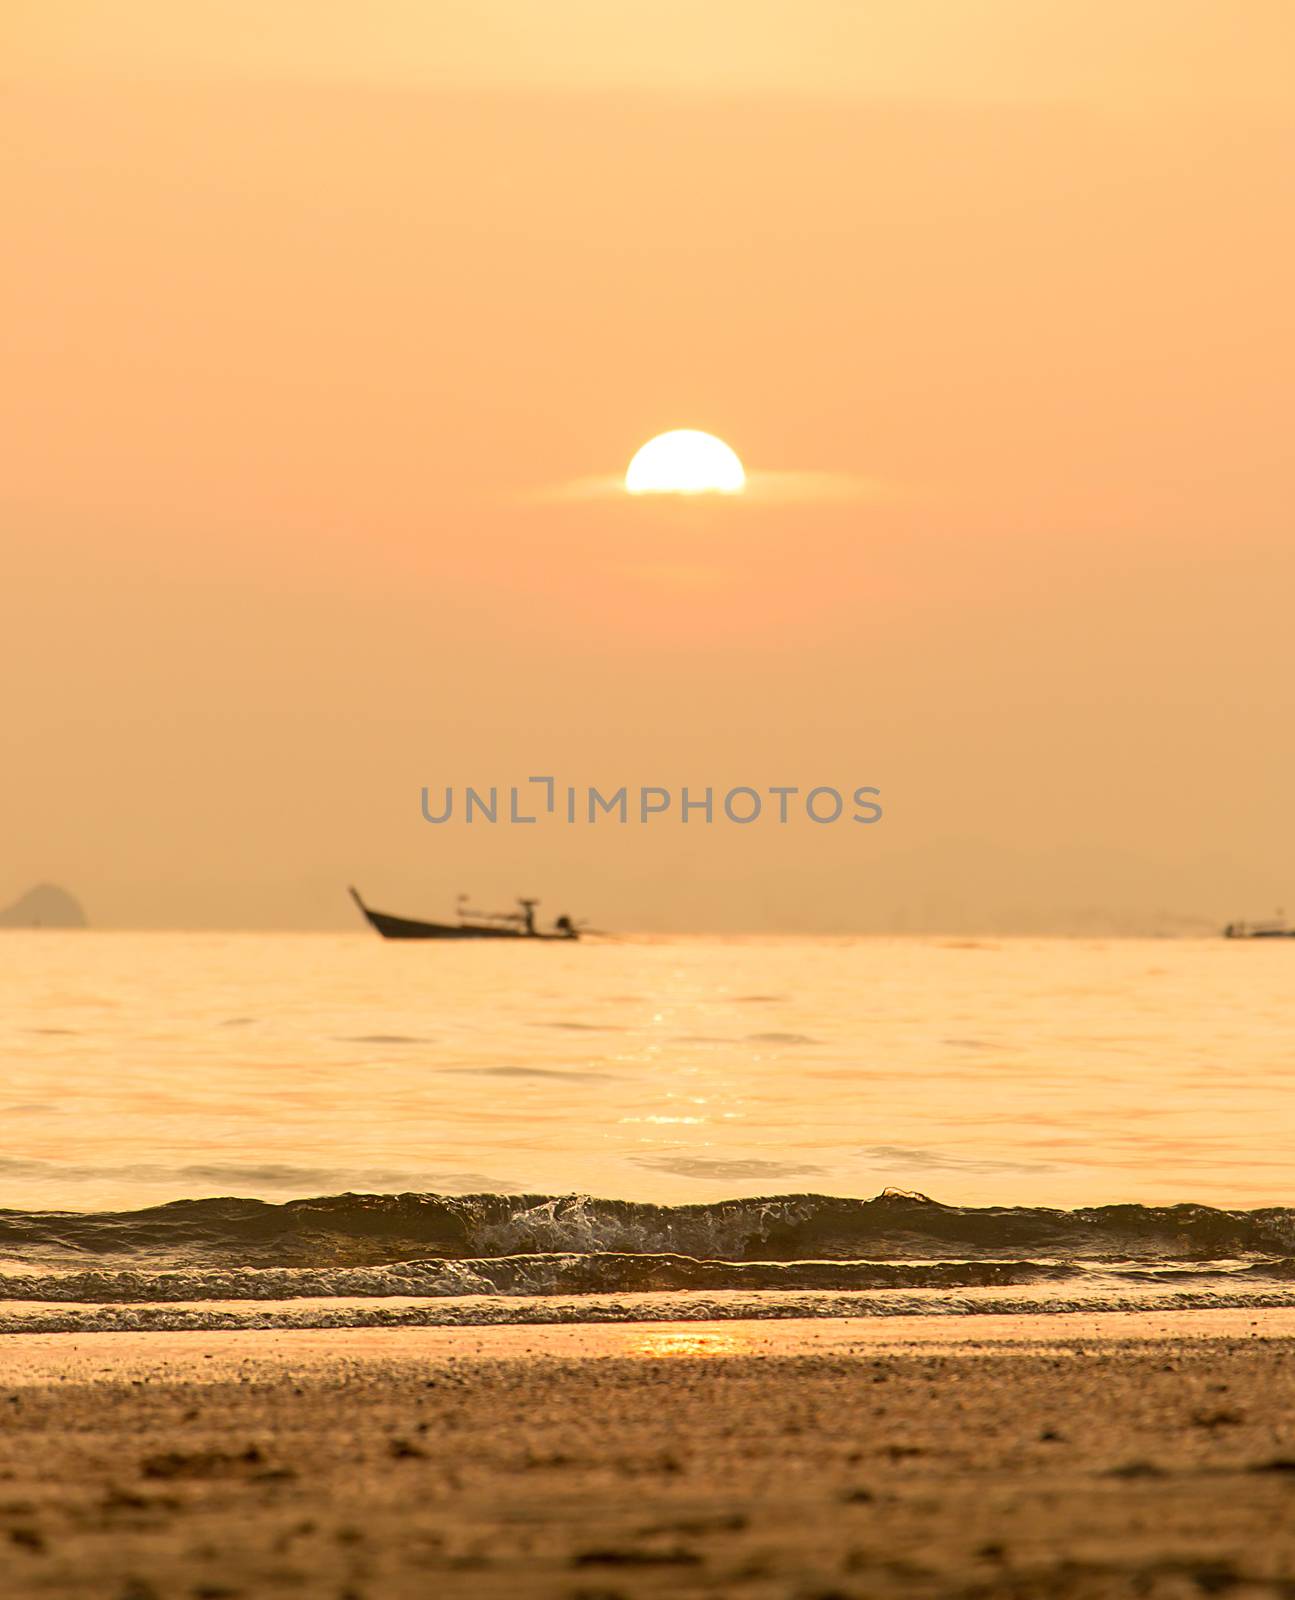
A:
[626,1330,748,1359]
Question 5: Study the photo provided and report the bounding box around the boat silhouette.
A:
[1223,914,1295,940]
[349,887,580,941]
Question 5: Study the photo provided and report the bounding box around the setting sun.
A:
[625,430,746,495]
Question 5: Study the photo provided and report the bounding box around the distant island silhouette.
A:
[0,884,87,928]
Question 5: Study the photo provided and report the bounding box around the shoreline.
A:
[6,1304,1295,1378]
[6,1285,1295,1339]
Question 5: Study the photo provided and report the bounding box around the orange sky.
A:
[3,3,1294,931]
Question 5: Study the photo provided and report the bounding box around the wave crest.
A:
[4,1189,1294,1272]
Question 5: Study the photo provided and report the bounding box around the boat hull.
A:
[349,888,575,941]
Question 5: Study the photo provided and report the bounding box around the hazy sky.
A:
[4,3,1293,931]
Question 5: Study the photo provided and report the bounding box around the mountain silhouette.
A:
[0,884,88,928]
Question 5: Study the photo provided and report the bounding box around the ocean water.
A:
[3,931,1294,1332]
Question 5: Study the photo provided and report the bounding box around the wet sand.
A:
[2,1309,1295,1598]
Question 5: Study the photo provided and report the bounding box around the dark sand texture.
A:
[2,1313,1295,1598]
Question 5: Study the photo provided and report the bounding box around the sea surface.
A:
[3,931,1294,1333]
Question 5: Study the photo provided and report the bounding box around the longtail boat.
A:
[349,887,580,941]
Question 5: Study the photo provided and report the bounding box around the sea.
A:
[3,931,1294,1334]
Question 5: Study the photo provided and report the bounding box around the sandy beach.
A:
[3,1309,1294,1598]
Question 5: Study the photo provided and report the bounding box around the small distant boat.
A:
[349,887,580,941]
[1223,914,1295,939]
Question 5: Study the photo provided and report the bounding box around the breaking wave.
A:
[4,1190,1294,1332]
[4,1189,1293,1272]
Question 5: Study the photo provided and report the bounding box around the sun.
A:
[625,430,746,495]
